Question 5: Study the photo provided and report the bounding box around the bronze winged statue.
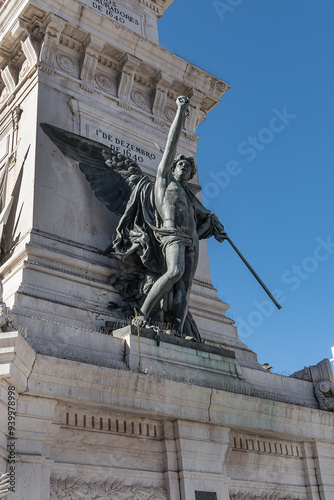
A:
[41,96,227,340]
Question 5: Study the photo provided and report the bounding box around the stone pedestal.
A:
[0,331,333,499]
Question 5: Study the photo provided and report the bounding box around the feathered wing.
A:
[40,123,146,216]
[0,473,9,498]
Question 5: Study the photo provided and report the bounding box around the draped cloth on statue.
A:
[112,176,225,271]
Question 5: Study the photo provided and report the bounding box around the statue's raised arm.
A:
[156,96,189,181]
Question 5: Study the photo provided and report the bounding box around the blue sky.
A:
[159,1,334,374]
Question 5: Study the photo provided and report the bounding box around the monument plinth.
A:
[0,1,333,499]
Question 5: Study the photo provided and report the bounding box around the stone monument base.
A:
[1,329,334,500]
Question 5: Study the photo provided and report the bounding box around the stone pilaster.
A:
[312,441,334,499]
[12,395,59,500]
[174,421,231,500]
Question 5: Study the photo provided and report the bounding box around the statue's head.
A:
[172,154,197,183]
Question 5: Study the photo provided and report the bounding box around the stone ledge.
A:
[109,324,236,359]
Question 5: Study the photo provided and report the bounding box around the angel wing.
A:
[0,473,9,498]
[40,123,146,216]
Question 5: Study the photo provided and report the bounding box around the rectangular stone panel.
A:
[76,0,143,35]
[87,125,160,171]
[195,492,217,500]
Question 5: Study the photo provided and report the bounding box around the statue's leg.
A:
[173,243,199,335]
[141,242,185,319]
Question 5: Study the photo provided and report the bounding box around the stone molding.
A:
[0,331,36,392]
[50,474,167,500]
[231,432,302,458]
[63,408,162,439]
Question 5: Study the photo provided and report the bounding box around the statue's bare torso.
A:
[155,174,197,237]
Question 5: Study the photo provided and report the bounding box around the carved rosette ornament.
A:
[95,72,115,93]
[164,105,175,123]
[131,89,150,111]
[56,54,75,74]
[314,380,334,411]
[50,475,167,500]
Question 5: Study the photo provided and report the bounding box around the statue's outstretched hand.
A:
[176,96,190,118]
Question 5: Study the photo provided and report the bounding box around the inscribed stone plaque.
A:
[87,125,160,171]
[195,492,217,500]
[77,0,143,35]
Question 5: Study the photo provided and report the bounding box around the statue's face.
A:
[173,159,192,183]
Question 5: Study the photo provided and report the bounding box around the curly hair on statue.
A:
[171,154,197,180]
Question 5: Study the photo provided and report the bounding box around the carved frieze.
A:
[50,475,167,500]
